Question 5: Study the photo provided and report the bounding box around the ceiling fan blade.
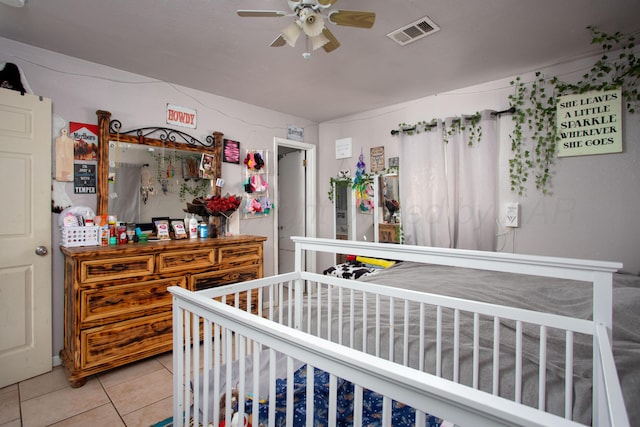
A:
[321,28,340,52]
[328,10,375,28]
[271,35,287,47]
[237,10,288,18]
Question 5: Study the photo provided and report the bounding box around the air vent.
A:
[387,16,440,46]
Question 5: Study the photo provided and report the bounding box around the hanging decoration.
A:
[242,149,272,217]
[352,149,375,212]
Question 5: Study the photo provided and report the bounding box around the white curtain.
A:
[399,110,498,250]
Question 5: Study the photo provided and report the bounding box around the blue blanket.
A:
[239,364,443,427]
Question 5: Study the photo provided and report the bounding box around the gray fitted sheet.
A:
[348,262,640,425]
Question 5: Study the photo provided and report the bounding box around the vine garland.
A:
[148,151,210,201]
[327,176,351,203]
[178,180,210,201]
[397,112,483,147]
[508,26,639,196]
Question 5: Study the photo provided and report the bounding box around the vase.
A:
[218,216,228,237]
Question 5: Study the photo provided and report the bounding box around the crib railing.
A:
[169,270,627,426]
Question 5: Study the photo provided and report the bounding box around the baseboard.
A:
[52,354,62,367]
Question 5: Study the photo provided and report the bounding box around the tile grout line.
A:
[95,373,128,426]
[18,381,23,426]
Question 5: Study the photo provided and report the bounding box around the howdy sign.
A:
[166,104,197,129]
[556,89,622,157]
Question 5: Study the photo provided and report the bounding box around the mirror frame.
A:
[96,110,223,217]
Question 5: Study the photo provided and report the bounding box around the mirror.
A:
[380,174,400,224]
[96,110,223,221]
[334,180,353,240]
[333,179,355,263]
[378,174,401,243]
[108,142,213,223]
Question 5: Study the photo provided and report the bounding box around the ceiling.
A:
[1,0,638,123]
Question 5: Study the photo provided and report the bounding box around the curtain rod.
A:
[390,107,515,136]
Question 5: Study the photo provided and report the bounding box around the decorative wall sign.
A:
[70,122,98,161]
[74,163,96,194]
[223,139,240,164]
[287,125,304,142]
[335,137,352,159]
[370,146,385,172]
[166,103,197,129]
[556,88,622,157]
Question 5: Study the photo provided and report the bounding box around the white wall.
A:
[319,54,640,275]
[0,37,319,361]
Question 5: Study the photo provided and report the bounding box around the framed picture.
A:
[182,155,200,180]
[370,146,385,173]
[200,153,215,179]
[223,139,241,164]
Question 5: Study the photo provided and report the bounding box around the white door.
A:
[277,149,305,273]
[0,88,52,387]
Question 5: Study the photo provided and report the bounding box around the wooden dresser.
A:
[60,235,266,387]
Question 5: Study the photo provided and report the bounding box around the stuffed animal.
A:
[219,412,252,427]
[218,388,252,427]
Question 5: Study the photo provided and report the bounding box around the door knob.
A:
[35,246,48,256]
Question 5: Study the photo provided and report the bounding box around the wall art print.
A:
[223,139,241,164]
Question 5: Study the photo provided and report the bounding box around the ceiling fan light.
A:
[310,32,330,51]
[301,11,325,37]
[281,22,302,47]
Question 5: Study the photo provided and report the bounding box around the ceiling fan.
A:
[237,0,375,56]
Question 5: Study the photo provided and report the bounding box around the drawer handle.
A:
[112,264,127,271]
[182,256,196,262]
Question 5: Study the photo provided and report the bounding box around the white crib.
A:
[169,237,631,427]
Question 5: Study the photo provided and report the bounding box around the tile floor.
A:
[0,352,174,427]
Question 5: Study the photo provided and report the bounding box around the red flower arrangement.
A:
[205,194,242,217]
[185,194,242,219]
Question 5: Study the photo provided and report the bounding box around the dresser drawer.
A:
[79,276,186,327]
[79,255,155,284]
[191,264,261,291]
[218,243,262,267]
[81,312,173,370]
[157,248,216,273]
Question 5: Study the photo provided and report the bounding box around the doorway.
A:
[273,137,316,275]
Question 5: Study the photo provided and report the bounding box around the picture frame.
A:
[370,146,385,173]
[200,153,215,179]
[223,139,241,164]
[182,155,200,180]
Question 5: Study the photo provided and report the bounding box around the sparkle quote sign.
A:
[556,89,622,157]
